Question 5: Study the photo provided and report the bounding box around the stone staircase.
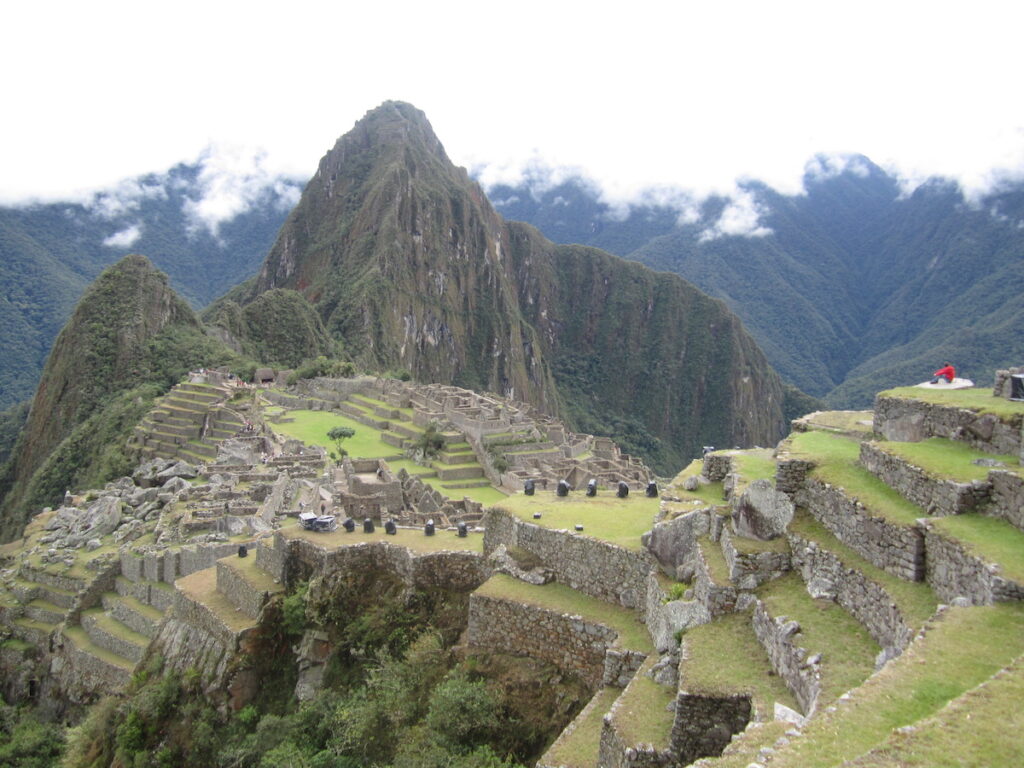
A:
[134,382,244,464]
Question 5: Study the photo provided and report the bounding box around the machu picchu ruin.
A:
[1,365,1023,766]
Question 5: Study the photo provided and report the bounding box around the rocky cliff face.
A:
[228,102,786,471]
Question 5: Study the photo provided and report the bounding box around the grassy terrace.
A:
[877,438,1020,482]
[475,574,653,652]
[542,686,622,768]
[766,603,1024,768]
[63,625,135,670]
[929,514,1024,584]
[278,518,484,554]
[613,656,676,749]
[758,573,879,702]
[680,612,799,719]
[175,567,257,634]
[721,448,777,495]
[788,431,925,527]
[267,408,507,505]
[493,492,660,552]
[667,460,728,507]
[699,537,732,585]
[789,512,938,630]
[849,657,1024,767]
[798,410,874,434]
[220,552,285,593]
[879,386,1024,420]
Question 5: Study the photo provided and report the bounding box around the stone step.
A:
[12,579,77,609]
[101,592,165,638]
[787,512,938,658]
[215,554,284,620]
[80,607,150,664]
[150,412,201,429]
[23,598,66,625]
[62,625,135,687]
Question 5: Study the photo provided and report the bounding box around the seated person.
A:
[931,362,956,384]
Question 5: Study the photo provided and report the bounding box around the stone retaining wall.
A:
[598,696,676,768]
[775,457,816,497]
[796,478,925,581]
[216,561,269,620]
[720,528,791,590]
[920,523,1024,605]
[860,442,991,516]
[989,470,1024,532]
[873,395,1022,457]
[467,593,628,689]
[668,692,751,766]
[483,509,655,613]
[80,613,144,663]
[53,632,131,703]
[702,454,732,482]
[751,599,820,715]
[692,541,737,617]
[787,531,915,655]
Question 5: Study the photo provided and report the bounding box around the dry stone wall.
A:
[874,395,1023,458]
[989,470,1024,532]
[795,478,925,581]
[787,530,915,655]
[668,692,752,766]
[859,442,991,516]
[750,599,820,715]
[920,523,1024,605]
[643,570,710,653]
[720,527,791,590]
[482,509,655,613]
[467,593,629,689]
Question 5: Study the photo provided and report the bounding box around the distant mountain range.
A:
[0,163,297,408]
[488,160,1024,406]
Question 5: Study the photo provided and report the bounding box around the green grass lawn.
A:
[879,386,1024,420]
[668,460,728,507]
[268,409,506,505]
[789,431,926,526]
[680,612,799,719]
[878,438,1019,482]
[493,492,660,551]
[929,514,1024,584]
[758,573,879,703]
[475,574,653,652]
[765,603,1024,768]
[788,512,938,630]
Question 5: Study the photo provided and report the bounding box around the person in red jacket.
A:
[931,363,955,384]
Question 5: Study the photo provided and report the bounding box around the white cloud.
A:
[182,144,303,237]
[699,189,772,242]
[89,179,167,219]
[102,223,143,248]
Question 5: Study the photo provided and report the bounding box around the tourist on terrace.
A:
[930,362,956,384]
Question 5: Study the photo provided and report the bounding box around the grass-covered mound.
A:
[493,491,660,551]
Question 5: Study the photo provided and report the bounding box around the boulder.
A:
[157,461,198,483]
[66,496,123,546]
[732,479,794,540]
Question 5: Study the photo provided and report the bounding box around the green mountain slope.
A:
[219,102,787,472]
[0,255,240,539]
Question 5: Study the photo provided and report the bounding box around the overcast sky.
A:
[3,0,1023,208]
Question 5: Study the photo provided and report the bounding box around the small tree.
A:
[327,426,355,458]
[411,422,445,462]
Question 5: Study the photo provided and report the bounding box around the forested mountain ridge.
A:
[0,163,296,409]
[218,101,789,472]
[489,160,1024,405]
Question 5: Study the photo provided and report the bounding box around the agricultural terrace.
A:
[493,491,660,551]
[879,386,1024,420]
[266,408,507,506]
